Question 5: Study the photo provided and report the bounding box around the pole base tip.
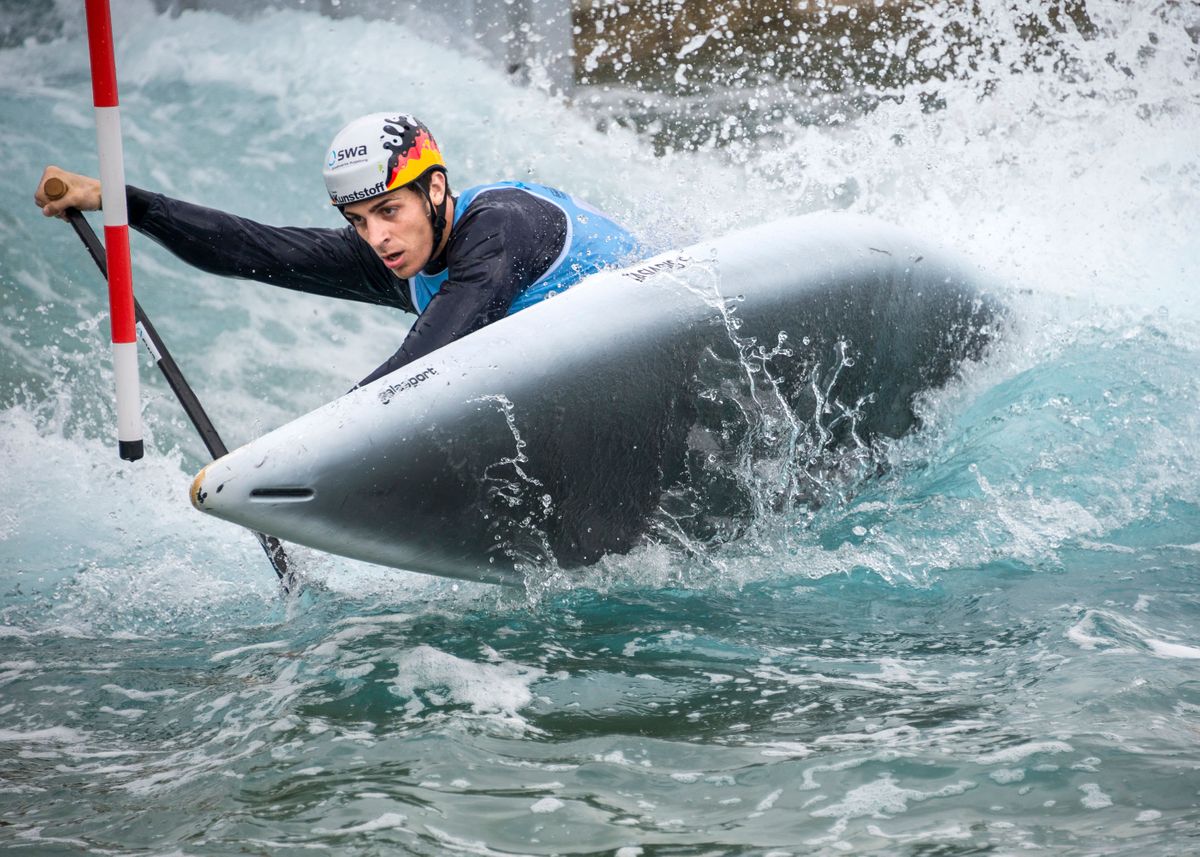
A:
[119,439,144,461]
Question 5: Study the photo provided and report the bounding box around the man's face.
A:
[342,173,444,279]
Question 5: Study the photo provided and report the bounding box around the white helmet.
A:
[322,113,446,207]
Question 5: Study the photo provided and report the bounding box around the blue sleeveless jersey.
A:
[409,181,647,315]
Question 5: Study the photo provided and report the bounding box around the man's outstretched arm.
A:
[35,166,409,311]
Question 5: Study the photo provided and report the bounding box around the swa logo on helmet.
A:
[328,144,368,169]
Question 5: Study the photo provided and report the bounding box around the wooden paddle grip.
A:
[44,176,68,201]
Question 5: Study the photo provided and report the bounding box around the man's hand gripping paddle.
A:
[44,176,297,593]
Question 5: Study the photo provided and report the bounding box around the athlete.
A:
[35,113,649,388]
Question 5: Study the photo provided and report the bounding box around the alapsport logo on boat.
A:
[379,367,438,404]
[620,255,691,283]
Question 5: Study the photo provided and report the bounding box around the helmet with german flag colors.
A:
[322,113,446,207]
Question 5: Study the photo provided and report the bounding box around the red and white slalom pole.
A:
[85,0,143,461]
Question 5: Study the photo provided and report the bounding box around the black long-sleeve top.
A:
[126,185,568,386]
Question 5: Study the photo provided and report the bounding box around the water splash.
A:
[471,393,563,593]
[2,1,1199,853]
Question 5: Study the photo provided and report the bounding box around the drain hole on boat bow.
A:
[249,487,315,502]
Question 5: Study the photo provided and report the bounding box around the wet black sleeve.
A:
[355,188,568,388]
[126,185,412,312]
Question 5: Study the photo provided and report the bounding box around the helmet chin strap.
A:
[414,177,448,265]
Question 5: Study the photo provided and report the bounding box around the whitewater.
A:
[1,0,1198,853]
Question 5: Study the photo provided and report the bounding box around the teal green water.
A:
[2,1,1199,853]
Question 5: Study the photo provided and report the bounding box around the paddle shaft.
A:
[46,178,294,589]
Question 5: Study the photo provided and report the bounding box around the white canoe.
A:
[190,213,997,584]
